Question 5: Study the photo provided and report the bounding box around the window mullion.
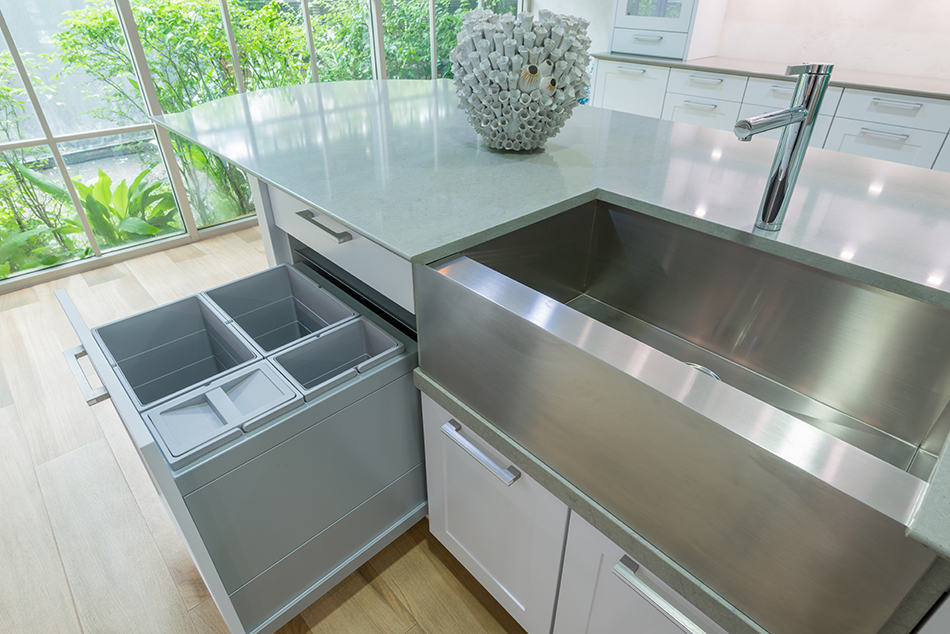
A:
[429,0,437,80]
[301,0,320,83]
[368,0,387,80]
[0,10,102,256]
[219,0,246,93]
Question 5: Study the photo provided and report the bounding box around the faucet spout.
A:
[734,106,808,142]
[734,63,833,231]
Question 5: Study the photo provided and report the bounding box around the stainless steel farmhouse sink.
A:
[415,200,950,634]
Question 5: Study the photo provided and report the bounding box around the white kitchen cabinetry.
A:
[835,89,950,133]
[667,69,747,103]
[824,118,946,168]
[421,395,569,634]
[267,185,415,314]
[555,514,726,634]
[662,93,741,132]
[742,77,842,117]
[934,139,950,172]
[593,61,670,118]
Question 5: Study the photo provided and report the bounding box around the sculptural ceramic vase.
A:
[450,9,591,152]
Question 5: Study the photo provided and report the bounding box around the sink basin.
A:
[416,200,948,634]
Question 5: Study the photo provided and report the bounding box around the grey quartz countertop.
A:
[592,52,950,99]
[154,79,950,309]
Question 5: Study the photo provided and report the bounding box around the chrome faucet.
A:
[734,63,834,231]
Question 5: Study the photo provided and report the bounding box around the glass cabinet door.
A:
[614,0,695,33]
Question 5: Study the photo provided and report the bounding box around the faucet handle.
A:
[786,63,834,76]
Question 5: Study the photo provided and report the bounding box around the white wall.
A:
[531,0,615,53]
[717,0,950,79]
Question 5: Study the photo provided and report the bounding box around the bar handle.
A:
[683,100,718,111]
[64,345,110,406]
[296,209,353,244]
[871,97,923,111]
[633,34,663,42]
[441,421,520,486]
[617,67,647,76]
[613,556,706,634]
[859,127,910,143]
[688,75,724,86]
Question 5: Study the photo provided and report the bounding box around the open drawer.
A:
[56,263,426,634]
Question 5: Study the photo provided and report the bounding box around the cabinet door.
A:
[661,93,741,132]
[595,61,669,118]
[555,514,726,634]
[422,395,568,634]
[824,118,945,168]
[614,0,695,32]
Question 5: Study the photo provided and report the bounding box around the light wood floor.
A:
[0,227,522,634]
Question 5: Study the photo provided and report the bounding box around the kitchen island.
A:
[155,79,950,634]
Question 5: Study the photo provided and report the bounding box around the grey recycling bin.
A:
[144,361,302,468]
[203,265,357,355]
[93,295,258,411]
[272,317,404,401]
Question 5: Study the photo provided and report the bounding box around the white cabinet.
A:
[613,0,695,33]
[835,89,950,133]
[737,104,832,148]
[662,93,741,132]
[421,395,569,634]
[743,77,842,117]
[933,139,950,172]
[594,61,670,118]
[667,69,747,103]
[555,514,726,634]
[824,117,946,168]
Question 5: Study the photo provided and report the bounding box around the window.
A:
[309,0,374,81]
[434,0,518,79]
[381,0,432,79]
[233,0,312,90]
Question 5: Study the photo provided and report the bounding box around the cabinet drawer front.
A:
[836,89,950,133]
[743,77,842,116]
[595,62,669,118]
[934,140,950,172]
[667,69,747,102]
[422,396,568,634]
[661,94,741,132]
[825,118,945,168]
[268,185,414,314]
[737,104,832,147]
[611,29,688,59]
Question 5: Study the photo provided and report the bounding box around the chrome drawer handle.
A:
[613,556,706,634]
[871,97,923,111]
[859,127,910,143]
[441,421,521,486]
[617,67,647,75]
[633,34,664,42]
[296,209,353,244]
[64,345,110,406]
[688,75,724,86]
[683,100,718,111]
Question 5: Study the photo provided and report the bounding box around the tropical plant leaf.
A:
[14,162,72,205]
[112,180,130,218]
[0,226,50,259]
[92,169,113,208]
[82,192,120,245]
[117,216,160,235]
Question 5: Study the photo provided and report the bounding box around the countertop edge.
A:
[591,52,950,100]
[412,367,769,634]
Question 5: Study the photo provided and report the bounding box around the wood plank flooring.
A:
[0,227,522,634]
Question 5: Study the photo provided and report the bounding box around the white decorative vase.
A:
[450,9,591,152]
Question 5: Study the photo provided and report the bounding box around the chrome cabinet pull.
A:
[617,67,647,75]
[296,209,353,244]
[441,421,521,486]
[613,556,706,634]
[688,75,724,86]
[64,345,110,406]
[859,127,911,143]
[683,100,718,111]
[633,34,664,42]
[871,97,923,111]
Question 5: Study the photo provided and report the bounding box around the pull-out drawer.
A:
[555,514,726,634]
[824,117,946,168]
[742,77,842,116]
[835,89,950,133]
[737,103,832,148]
[610,29,688,59]
[661,93,741,132]
[667,69,747,103]
[594,61,669,118]
[57,262,425,634]
[267,185,415,314]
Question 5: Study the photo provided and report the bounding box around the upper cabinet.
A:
[614,0,696,33]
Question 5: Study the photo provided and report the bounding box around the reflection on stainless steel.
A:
[417,200,947,634]
[734,63,833,231]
